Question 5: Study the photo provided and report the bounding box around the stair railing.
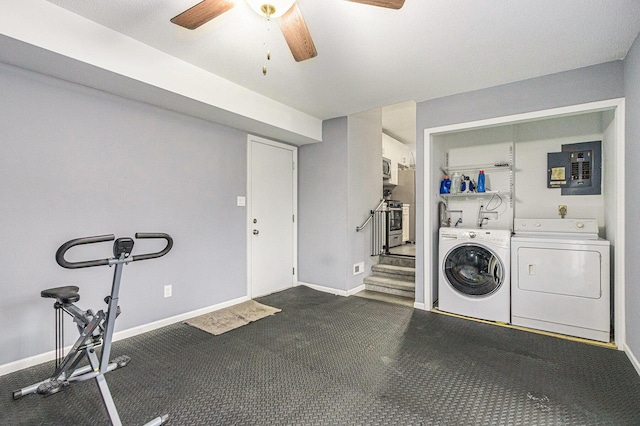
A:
[356,199,385,232]
[356,199,388,256]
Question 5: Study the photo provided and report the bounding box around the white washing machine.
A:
[511,218,610,342]
[438,227,511,323]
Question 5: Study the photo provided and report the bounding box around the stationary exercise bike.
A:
[13,233,173,426]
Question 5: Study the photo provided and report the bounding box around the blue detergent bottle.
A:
[477,170,486,193]
[440,175,451,194]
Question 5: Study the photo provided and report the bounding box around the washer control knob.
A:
[469,231,476,238]
[577,222,584,228]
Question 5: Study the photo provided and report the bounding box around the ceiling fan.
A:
[170,0,406,62]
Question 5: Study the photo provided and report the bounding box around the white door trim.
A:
[246,135,298,299]
[422,98,626,349]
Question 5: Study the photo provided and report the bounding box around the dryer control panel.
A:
[514,218,598,239]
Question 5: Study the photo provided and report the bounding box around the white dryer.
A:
[511,218,610,342]
[438,228,511,323]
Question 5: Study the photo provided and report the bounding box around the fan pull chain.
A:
[263,6,272,76]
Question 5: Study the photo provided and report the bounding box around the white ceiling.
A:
[42,0,640,121]
[7,1,640,145]
[382,101,416,147]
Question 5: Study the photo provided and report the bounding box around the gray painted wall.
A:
[298,118,349,290]
[298,111,382,293]
[624,35,640,359]
[3,44,637,371]
[347,110,383,291]
[0,62,248,365]
[415,61,625,304]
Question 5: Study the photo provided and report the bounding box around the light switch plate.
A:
[237,196,246,207]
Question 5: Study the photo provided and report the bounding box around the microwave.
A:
[383,157,391,180]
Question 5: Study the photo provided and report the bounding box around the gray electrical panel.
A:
[547,141,601,195]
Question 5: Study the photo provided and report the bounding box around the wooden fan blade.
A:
[170,0,235,30]
[279,3,317,62]
[347,0,405,9]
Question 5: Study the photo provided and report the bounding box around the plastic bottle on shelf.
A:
[439,175,451,194]
[477,170,485,193]
[450,172,461,194]
[462,175,471,193]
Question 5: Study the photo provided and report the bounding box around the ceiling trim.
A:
[0,0,322,145]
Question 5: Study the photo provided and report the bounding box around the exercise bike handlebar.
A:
[55,234,115,269]
[55,233,173,269]
[132,233,173,262]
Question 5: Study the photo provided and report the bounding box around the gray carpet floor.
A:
[2,285,640,425]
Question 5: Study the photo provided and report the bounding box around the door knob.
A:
[253,229,259,235]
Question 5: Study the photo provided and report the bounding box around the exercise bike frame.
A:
[13,233,173,426]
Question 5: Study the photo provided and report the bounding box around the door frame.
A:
[246,134,298,299]
[423,98,626,349]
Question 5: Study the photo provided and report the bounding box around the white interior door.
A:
[248,136,296,297]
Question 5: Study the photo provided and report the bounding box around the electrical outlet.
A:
[353,262,365,275]
[164,285,172,298]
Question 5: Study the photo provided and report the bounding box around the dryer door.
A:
[443,244,505,296]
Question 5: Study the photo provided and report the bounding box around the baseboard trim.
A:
[298,281,348,297]
[347,284,365,296]
[413,302,426,310]
[0,295,249,377]
[624,343,640,377]
[112,295,250,341]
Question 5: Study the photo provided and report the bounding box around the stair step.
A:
[363,276,415,299]
[364,284,415,299]
[371,264,415,280]
[379,255,415,268]
[354,290,415,307]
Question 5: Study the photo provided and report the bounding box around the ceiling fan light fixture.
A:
[245,0,296,18]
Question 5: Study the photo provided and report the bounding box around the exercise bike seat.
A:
[41,286,80,304]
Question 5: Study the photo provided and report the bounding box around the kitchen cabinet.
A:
[382,133,414,185]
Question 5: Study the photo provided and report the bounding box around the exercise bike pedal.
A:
[36,379,68,397]
[103,296,122,317]
[112,355,131,368]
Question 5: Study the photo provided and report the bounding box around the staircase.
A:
[363,255,415,299]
